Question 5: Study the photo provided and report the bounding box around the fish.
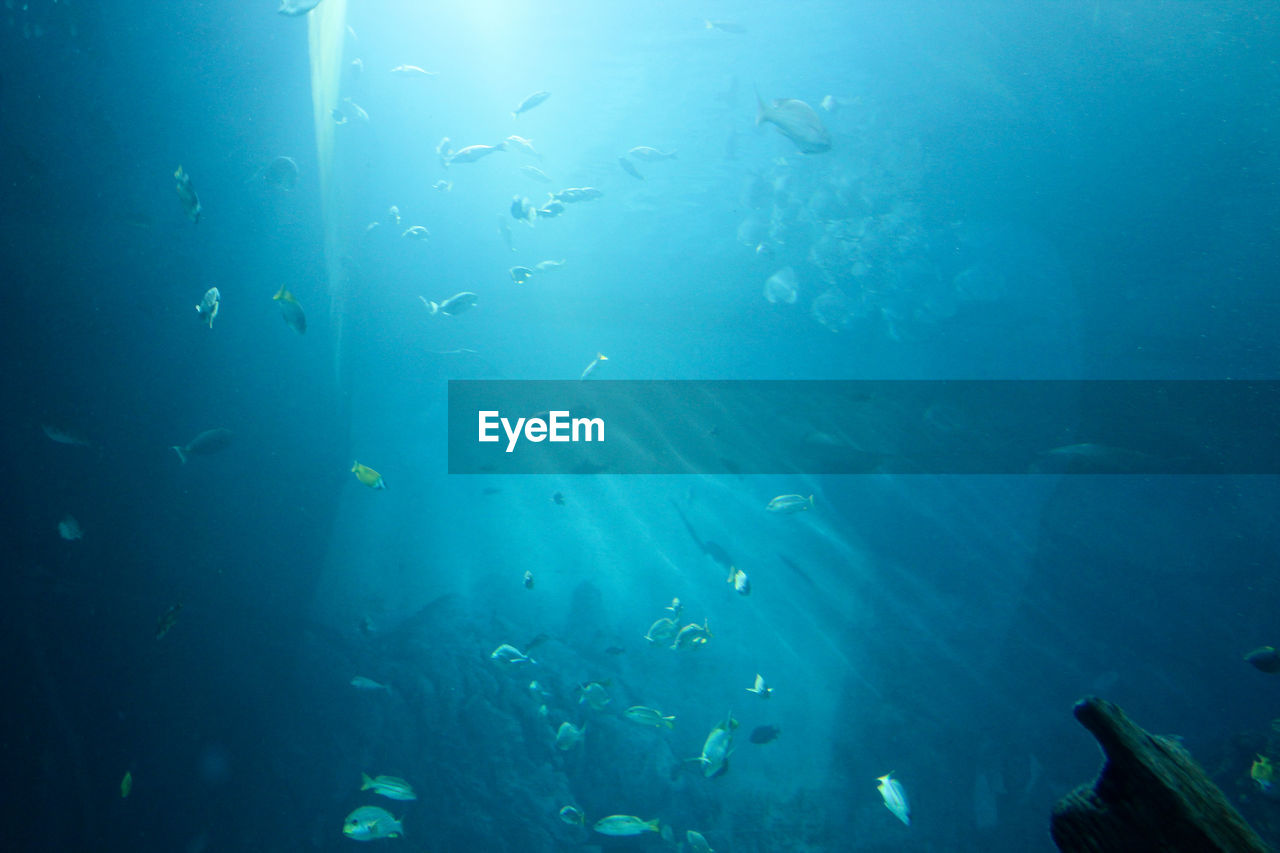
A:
[273,285,306,334]
[580,352,608,380]
[537,200,565,219]
[512,90,550,118]
[57,515,82,541]
[361,773,417,801]
[350,676,390,691]
[195,286,220,329]
[1245,646,1280,673]
[387,205,402,226]
[42,425,93,447]
[172,428,233,464]
[490,643,533,666]
[705,19,747,34]
[390,64,437,77]
[120,770,132,798]
[555,721,585,750]
[342,98,369,123]
[551,187,603,203]
[694,712,738,777]
[174,165,201,222]
[755,90,832,154]
[552,491,566,505]
[746,673,772,698]
[592,815,659,836]
[523,570,534,589]
[351,461,386,490]
[618,156,644,180]
[534,259,566,271]
[558,805,585,826]
[510,195,538,226]
[420,292,477,317]
[644,616,679,645]
[877,772,910,825]
[432,180,452,191]
[350,58,363,77]
[764,267,798,304]
[623,705,675,729]
[257,156,299,191]
[727,566,751,596]
[749,724,781,744]
[767,494,813,513]
[330,108,347,125]
[402,225,430,240]
[509,266,534,285]
[671,619,712,651]
[521,165,552,183]
[447,142,506,165]
[504,135,541,158]
[155,602,182,640]
[343,805,404,841]
[577,681,611,710]
[628,146,677,161]
[686,830,715,853]
[278,0,322,16]
[436,137,453,167]
[1253,755,1275,791]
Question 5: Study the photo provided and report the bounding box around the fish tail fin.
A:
[351,461,360,473]
[171,446,187,465]
[361,772,373,790]
[273,284,287,301]
[648,819,661,832]
[754,86,767,126]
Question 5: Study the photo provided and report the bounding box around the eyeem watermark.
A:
[478,410,605,453]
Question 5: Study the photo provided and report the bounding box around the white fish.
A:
[490,643,533,666]
[42,425,92,447]
[628,146,677,161]
[504,135,541,158]
[387,205,401,226]
[350,676,390,691]
[766,494,813,513]
[727,566,751,596]
[342,97,369,123]
[512,90,550,118]
[745,673,772,697]
[877,772,910,825]
[555,721,585,750]
[764,267,798,304]
[686,830,715,853]
[196,287,220,329]
[432,180,452,192]
[419,292,477,316]
[402,225,430,240]
[534,259,566,271]
[521,165,552,183]
[694,712,737,777]
[755,90,832,154]
[390,64,437,77]
[447,143,507,165]
[558,805,585,826]
[623,705,675,729]
[57,515,83,541]
[278,0,322,16]
[580,352,608,380]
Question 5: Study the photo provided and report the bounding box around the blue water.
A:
[5,1,1280,850]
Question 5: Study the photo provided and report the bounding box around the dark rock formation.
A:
[1051,696,1271,853]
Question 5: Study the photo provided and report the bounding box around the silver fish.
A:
[174,165,201,223]
[171,427,233,465]
[512,90,550,118]
[447,142,507,165]
[618,156,644,181]
[755,91,831,154]
[628,146,677,161]
[420,292,477,316]
[196,287,220,329]
[278,0,322,15]
[521,165,552,183]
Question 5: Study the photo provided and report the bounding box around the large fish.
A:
[755,90,831,154]
[171,428,233,464]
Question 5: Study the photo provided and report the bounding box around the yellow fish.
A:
[120,770,133,798]
[352,461,386,490]
[1252,755,1274,791]
[272,285,306,334]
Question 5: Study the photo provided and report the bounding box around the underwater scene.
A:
[4,1,1280,850]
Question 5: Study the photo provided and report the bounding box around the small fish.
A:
[172,428,233,464]
[342,97,369,123]
[671,619,712,651]
[387,205,401,226]
[497,216,515,252]
[174,165,201,222]
[330,108,347,125]
[1253,755,1275,791]
[727,566,751,596]
[618,156,644,181]
[551,187,603,203]
[577,681,611,710]
[402,225,430,240]
[559,805,585,826]
[278,0,322,16]
[764,267,798,304]
[1245,646,1280,673]
[390,64,437,77]
[767,494,813,513]
[628,146,677,161]
[510,195,537,226]
[593,815,659,836]
[120,770,133,798]
[351,461,386,489]
[432,179,452,192]
[343,805,404,841]
[447,143,507,165]
[350,676,390,691]
[877,772,910,826]
[624,705,675,729]
[436,137,453,167]
[420,292,477,316]
[512,90,550,118]
[749,724,781,744]
[42,425,92,447]
[746,673,772,698]
[694,712,737,777]
[155,602,182,640]
[552,491,566,505]
[644,616,679,645]
[258,156,299,191]
[57,515,83,541]
[523,570,534,589]
[537,200,566,218]
[273,285,306,334]
[504,135,541,158]
[580,352,608,380]
[705,19,747,34]
[361,773,417,801]
[666,598,683,614]
[755,90,832,154]
[555,721,585,750]
[686,830,715,853]
[535,259,566,271]
[521,164,552,183]
[490,643,534,666]
[509,266,534,285]
[195,286,220,329]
